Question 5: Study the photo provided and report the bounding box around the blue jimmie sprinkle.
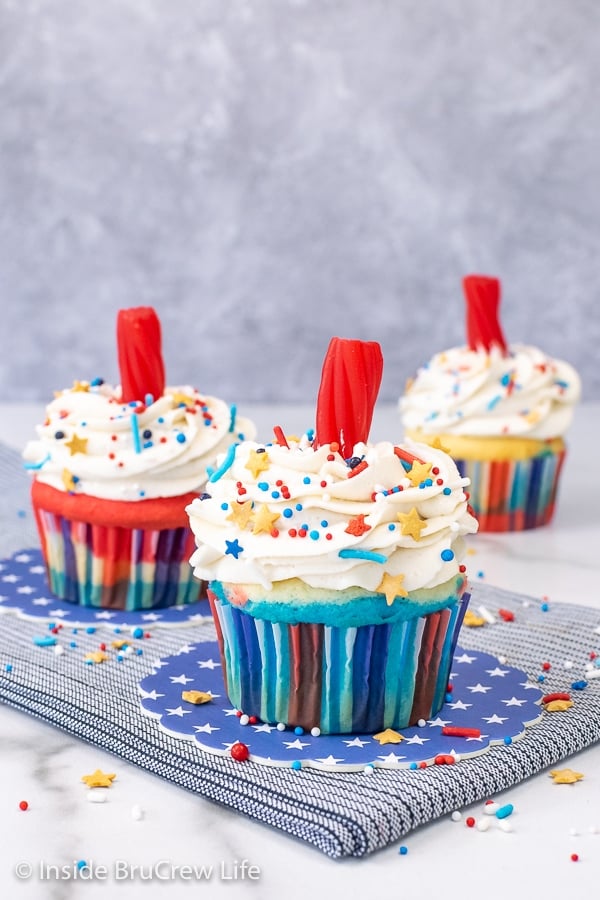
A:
[338,549,387,564]
[229,404,237,433]
[209,444,237,483]
[144,393,155,406]
[23,453,51,471]
[130,413,142,454]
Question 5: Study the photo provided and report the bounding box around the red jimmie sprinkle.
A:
[442,726,481,739]
[498,609,515,622]
[434,754,456,765]
[273,426,289,449]
[542,692,571,704]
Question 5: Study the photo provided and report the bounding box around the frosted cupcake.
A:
[400,276,581,531]
[187,338,477,734]
[23,307,255,610]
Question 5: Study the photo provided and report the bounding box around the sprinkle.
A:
[229,405,237,433]
[540,601,550,612]
[498,608,514,622]
[130,413,142,454]
[33,636,57,647]
[338,549,387,563]
[291,760,302,771]
[23,454,51,471]
[19,800,28,811]
[176,433,186,444]
[442,726,481,738]
[571,680,588,690]
[310,727,321,737]
[230,742,250,762]
[398,846,408,856]
[441,549,454,562]
[294,726,304,736]
[225,539,244,559]
[477,606,496,625]
[209,444,237,483]
[465,817,476,828]
[273,425,289,448]
[451,811,462,822]
[495,803,514,820]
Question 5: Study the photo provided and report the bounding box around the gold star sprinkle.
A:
[463,610,486,627]
[81,769,116,788]
[549,768,584,785]
[406,461,433,487]
[170,391,196,407]
[397,507,427,541]
[376,572,408,607]
[64,433,88,456]
[71,380,90,393]
[112,640,129,650]
[251,504,280,535]
[373,729,404,745]
[226,501,254,530]
[245,449,271,479]
[544,699,574,712]
[62,468,78,492]
[181,690,213,705]
[85,651,109,664]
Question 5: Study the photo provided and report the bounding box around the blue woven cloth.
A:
[1,444,599,857]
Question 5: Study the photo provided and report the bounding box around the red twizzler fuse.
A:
[441,726,481,738]
[498,609,514,622]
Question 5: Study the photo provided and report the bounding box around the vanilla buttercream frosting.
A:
[400,343,580,440]
[23,380,255,501]
[187,434,478,595]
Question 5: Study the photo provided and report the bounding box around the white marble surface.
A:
[1,403,599,899]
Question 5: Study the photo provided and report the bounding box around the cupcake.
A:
[23,307,255,611]
[187,338,477,734]
[400,276,581,531]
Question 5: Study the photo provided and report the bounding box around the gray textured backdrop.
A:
[0,0,597,405]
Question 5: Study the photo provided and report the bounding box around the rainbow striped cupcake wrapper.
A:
[208,587,469,734]
[35,508,200,611]
[456,449,566,532]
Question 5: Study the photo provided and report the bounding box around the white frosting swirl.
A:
[400,343,580,439]
[23,382,255,500]
[187,436,478,593]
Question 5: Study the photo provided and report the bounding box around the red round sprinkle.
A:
[590,652,597,660]
[459,565,467,573]
[160,436,167,443]
[99,643,106,652]
[298,529,307,538]
[19,800,28,811]
[230,742,250,762]
[466,817,476,828]
[320,480,327,488]
[542,662,551,671]
[248,716,258,725]
[117,462,124,468]
[436,478,444,485]
[432,467,440,475]
[237,487,247,496]
[289,529,297,538]
[326,533,333,540]
[327,454,335,461]
[108,452,115,460]
[418,761,427,769]
[446,682,453,693]
[235,710,243,718]
[276,480,283,487]
[144,632,151,639]
[270,529,279,538]
[571,853,579,862]
[111,435,118,442]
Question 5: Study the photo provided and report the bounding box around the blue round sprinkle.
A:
[86,626,96,635]
[48,622,55,631]
[503,736,512,745]
[291,760,302,771]
[271,491,281,499]
[132,627,144,639]
[443,487,452,495]
[540,602,549,612]
[90,377,103,386]
[258,482,269,491]
[309,530,319,541]
[294,726,304,736]
[54,431,65,440]
[117,654,124,662]
[321,520,328,528]
[303,476,311,485]
[409,762,417,770]
[77,860,87,870]
[424,478,433,486]
[158,417,164,424]
[114,627,121,634]
[295,504,303,512]
[136,648,143,656]
[70,642,77,648]
[445,692,452,702]
[399,846,408,856]
[176,433,186,443]
[221,502,228,510]
[143,429,152,439]
[388,523,396,531]
[441,549,455,562]
[301,523,309,531]
[5,664,13,673]
[537,674,545,682]
[283,509,293,518]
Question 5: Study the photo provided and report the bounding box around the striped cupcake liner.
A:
[33,507,200,611]
[207,588,469,734]
[456,449,566,532]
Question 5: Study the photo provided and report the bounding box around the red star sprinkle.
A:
[345,514,371,536]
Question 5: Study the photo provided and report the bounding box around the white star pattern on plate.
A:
[520,681,542,690]
[15,554,32,562]
[32,598,54,606]
[151,660,169,670]
[454,653,476,664]
[2,574,20,583]
[378,752,406,764]
[94,611,117,620]
[403,734,429,745]
[467,683,492,694]
[486,667,509,677]
[222,707,239,717]
[447,700,472,711]
[139,688,165,701]
[29,565,46,574]
[502,697,527,707]
[198,659,220,669]
[193,723,220,734]
[343,737,371,748]
[283,738,310,750]
[252,723,277,734]
[48,609,71,618]
[428,717,451,727]
[169,674,194,685]
[16,585,36,594]
[466,733,489,743]
[165,706,191,717]
[141,613,163,622]
[315,755,344,766]
[482,714,508,724]
[176,644,196,655]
